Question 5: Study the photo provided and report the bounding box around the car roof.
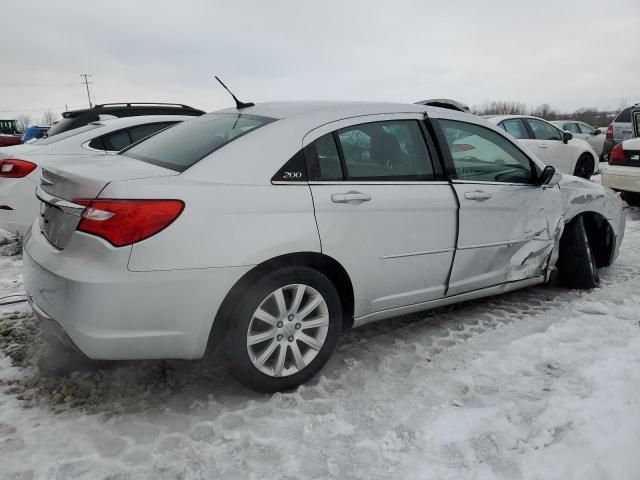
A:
[216,101,428,121]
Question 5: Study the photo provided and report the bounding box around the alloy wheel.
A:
[246,284,330,377]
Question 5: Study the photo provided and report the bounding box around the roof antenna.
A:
[214,76,254,109]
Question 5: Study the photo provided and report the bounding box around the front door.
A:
[523,118,574,174]
[304,114,458,318]
[436,118,563,295]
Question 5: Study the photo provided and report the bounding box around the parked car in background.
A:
[44,102,205,138]
[486,115,599,178]
[21,126,49,143]
[0,115,189,234]
[0,119,23,147]
[551,120,605,160]
[601,109,640,205]
[23,101,624,393]
[603,104,638,161]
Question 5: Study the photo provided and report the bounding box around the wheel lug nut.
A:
[288,314,294,321]
[295,323,301,330]
[277,334,283,341]
[288,336,294,342]
[277,321,283,328]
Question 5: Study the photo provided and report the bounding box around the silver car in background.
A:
[23,102,625,392]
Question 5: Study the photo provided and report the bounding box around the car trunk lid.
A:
[37,154,178,249]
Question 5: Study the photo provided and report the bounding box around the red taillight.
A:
[606,125,613,139]
[0,159,37,178]
[609,144,625,165]
[74,199,184,247]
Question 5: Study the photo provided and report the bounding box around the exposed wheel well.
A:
[562,212,616,268]
[208,252,355,351]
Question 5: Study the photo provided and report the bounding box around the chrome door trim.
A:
[381,247,455,259]
[451,179,538,187]
[308,180,451,186]
[457,236,549,250]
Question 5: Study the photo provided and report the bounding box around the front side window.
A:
[500,119,529,139]
[525,118,562,141]
[335,120,434,180]
[440,120,535,184]
[564,123,581,134]
[577,123,595,135]
[122,113,274,172]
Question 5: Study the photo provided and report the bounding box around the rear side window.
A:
[305,133,343,181]
[525,118,562,141]
[129,122,175,142]
[615,108,631,123]
[500,119,529,139]
[122,113,274,172]
[103,130,132,151]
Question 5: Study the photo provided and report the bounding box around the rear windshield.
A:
[121,113,275,172]
[46,117,82,137]
[34,124,101,145]
[615,108,631,123]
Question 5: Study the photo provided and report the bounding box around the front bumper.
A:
[23,226,251,360]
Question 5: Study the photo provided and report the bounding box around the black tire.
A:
[557,216,599,289]
[573,153,595,179]
[621,192,640,207]
[222,267,342,393]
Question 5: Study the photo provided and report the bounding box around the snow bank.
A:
[0,208,639,479]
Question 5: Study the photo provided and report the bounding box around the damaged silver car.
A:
[23,101,625,393]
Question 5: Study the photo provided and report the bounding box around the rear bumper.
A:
[601,166,640,194]
[23,226,251,360]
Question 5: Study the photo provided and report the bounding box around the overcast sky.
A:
[2,0,639,122]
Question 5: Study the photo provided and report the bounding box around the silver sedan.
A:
[23,101,625,392]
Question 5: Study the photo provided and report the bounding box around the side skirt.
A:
[352,276,545,328]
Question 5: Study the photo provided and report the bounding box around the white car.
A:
[0,115,188,234]
[601,137,640,205]
[486,115,599,178]
[551,120,605,159]
[23,101,625,393]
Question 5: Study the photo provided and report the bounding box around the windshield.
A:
[33,123,101,145]
[121,113,275,172]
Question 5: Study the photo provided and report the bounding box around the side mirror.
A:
[593,129,601,136]
[563,131,573,144]
[539,165,560,187]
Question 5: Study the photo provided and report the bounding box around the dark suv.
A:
[45,103,205,137]
[603,104,638,161]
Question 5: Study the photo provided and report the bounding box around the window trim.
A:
[499,118,531,140]
[432,118,540,185]
[329,119,440,183]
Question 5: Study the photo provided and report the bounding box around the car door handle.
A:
[464,190,492,201]
[539,143,548,148]
[331,191,372,203]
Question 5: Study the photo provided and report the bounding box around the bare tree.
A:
[472,100,528,116]
[41,110,59,126]
[16,113,32,130]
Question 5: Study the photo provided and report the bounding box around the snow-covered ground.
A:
[1,207,640,480]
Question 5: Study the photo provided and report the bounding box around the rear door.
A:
[523,118,574,174]
[435,118,562,295]
[305,114,457,318]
